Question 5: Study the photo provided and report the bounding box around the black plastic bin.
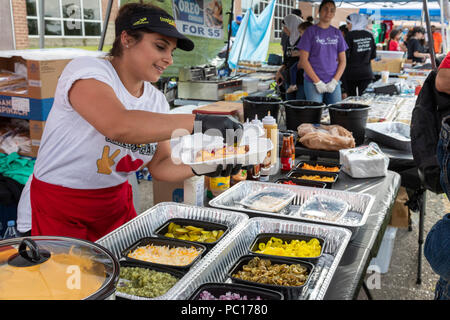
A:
[120,236,206,272]
[283,100,326,131]
[188,282,284,300]
[248,233,326,264]
[154,218,229,251]
[228,255,314,300]
[117,261,186,300]
[242,96,281,122]
[328,103,370,146]
[286,169,339,188]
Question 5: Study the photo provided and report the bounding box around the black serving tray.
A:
[154,218,229,250]
[188,282,284,300]
[117,260,186,300]
[296,160,341,174]
[227,254,314,300]
[120,236,206,272]
[248,233,326,264]
[286,169,339,188]
[275,178,327,189]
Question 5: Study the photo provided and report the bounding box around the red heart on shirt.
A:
[116,155,144,173]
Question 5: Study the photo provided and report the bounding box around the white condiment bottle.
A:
[262,111,278,167]
[184,175,205,206]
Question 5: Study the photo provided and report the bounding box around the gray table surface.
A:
[269,167,401,300]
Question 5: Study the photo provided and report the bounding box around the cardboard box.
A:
[0,49,106,120]
[371,58,404,73]
[0,56,71,100]
[0,94,53,120]
[389,187,410,228]
[152,178,184,205]
[16,120,45,158]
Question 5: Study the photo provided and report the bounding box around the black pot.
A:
[242,96,281,122]
[284,100,326,131]
[328,103,370,146]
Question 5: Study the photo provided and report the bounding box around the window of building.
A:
[26,0,103,37]
[242,0,297,39]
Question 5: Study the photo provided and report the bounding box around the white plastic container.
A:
[242,77,260,93]
[184,175,205,206]
[376,50,405,60]
[367,226,398,274]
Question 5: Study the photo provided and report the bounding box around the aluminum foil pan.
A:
[172,218,352,300]
[365,121,411,152]
[209,181,374,235]
[95,202,249,300]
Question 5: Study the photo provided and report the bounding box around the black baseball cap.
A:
[115,9,195,51]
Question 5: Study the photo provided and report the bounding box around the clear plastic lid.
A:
[0,236,119,300]
[240,187,296,213]
[296,195,349,222]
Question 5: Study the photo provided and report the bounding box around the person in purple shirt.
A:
[298,0,348,104]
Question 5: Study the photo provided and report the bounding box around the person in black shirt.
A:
[276,14,303,100]
[406,27,431,63]
[342,13,376,97]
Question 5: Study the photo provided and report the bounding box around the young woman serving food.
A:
[17,3,242,241]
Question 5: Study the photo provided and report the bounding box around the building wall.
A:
[12,0,119,49]
[298,2,358,28]
[11,0,29,49]
[0,0,15,49]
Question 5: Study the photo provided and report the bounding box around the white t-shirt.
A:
[17,56,170,232]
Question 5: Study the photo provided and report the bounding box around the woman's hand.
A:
[314,81,328,93]
[193,114,243,145]
[326,79,339,93]
[192,164,242,177]
[276,67,285,85]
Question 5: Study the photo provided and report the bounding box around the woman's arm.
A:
[299,50,321,83]
[147,140,194,182]
[413,51,430,60]
[69,78,195,145]
[276,65,286,84]
[333,51,347,81]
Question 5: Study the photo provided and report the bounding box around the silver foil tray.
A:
[96,202,249,300]
[365,122,411,152]
[209,181,374,232]
[173,217,352,300]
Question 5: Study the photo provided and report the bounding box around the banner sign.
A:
[172,0,224,39]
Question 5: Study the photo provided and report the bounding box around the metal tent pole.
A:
[224,0,235,70]
[98,0,114,51]
[423,0,438,70]
[440,0,448,53]
[39,0,45,48]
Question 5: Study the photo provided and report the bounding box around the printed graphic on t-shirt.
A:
[97,146,121,175]
[354,37,372,53]
[315,35,339,46]
[116,155,144,173]
[105,137,157,156]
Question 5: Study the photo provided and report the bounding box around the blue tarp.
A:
[359,8,443,22]
[228,0,277,69]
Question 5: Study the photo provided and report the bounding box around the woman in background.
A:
[343,13,376,97]
[407,27,431,63]
[298,0,348,104]
[388,29,403,51]
[276,14,303,100]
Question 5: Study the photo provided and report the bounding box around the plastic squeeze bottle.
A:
[262,111,278,167]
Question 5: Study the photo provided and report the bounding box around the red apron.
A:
[30,176,137,242]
